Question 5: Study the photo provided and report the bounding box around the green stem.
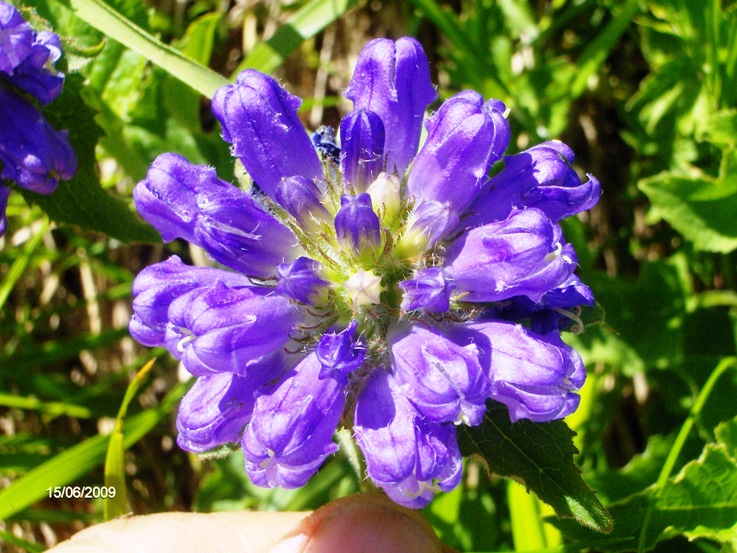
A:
[636,356,737,553]
[335,427,367,490]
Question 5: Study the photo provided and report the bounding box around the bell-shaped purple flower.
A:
[334,193,381,254]
[212,69,322,200]
[9,30,64,105]
[459,321,585,422]
[315,320,365,382]
[176,372,257,453]
[242,352,345,489]
[407,92,509,214]
[354,370,462,508]
[275,256,329,304]
[339,109,385,192]
[390,323,490,426]
[444,208,577,303]
[274,175,331,230]
[132,153,204,243]
[165,281,300,378]
[134,153,302,278]
[0,2,32,74]
[463,141,602,227]
[345,37,437,175]
[129,255,251,347]
[399,267,454,313]
[194,186,302,277]
[0,88,76,194]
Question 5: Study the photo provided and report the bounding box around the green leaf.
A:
[457,401,612,534]
[702,110,737,147]
[20,74,158,243]
[639,168,737,254]
[554,436,737,552]
[232,0,357,76]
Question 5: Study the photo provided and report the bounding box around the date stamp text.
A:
[47,486,117,499]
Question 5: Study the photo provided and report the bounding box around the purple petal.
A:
[444,208,578,303]
[390,323,490,426]
[315,320,365,382]
[345,37,437,175]
[134,153,302,278]
[242,353,345,489]
[176,373,257,453]
[339,109,385,192]
[211,70,322,200]
[493,274,596,334]
[129,256,250,347]
[194,186,302,277]
[407,92,509,214]
[456,320,586,422]
[165,281,300,377]
[0,88,76,193]
[354,370,462,508]
[399,267,454,313]
[9,30,64,105]
[0,2,32,74]
[463,141,601,227]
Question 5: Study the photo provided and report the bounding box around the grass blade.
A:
[231,0,357,76]
[0,379,187,521]
[104,359,155,520]
[55,0,229,98]
[0,218,48,311]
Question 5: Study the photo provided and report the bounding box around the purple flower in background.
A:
[130,36,600,508]
[0,1,76,236]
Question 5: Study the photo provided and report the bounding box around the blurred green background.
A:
[2,0,737,551]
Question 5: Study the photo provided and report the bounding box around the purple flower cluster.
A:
[0,1,76,235]
[130,37,600,508]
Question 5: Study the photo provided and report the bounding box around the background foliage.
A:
[2,0,737,551]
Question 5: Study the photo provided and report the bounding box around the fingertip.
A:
[270,493,444,553]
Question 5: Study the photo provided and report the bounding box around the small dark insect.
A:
[311,125,341,164]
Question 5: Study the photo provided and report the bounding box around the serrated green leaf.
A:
[554,441,737,552]
[457,401,612,533]
[19,74,158,243]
